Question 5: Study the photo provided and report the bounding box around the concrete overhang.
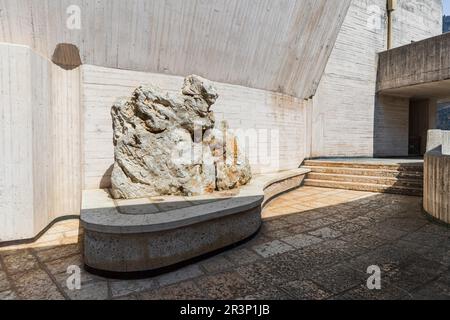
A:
[378,79,450,101]
[377,32,450,100]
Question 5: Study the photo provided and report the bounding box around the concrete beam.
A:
[377,33,450,96]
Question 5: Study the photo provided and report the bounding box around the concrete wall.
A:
[377,32,450,93]
[0,0,351,99]
[373,95,409,156]
[424,130,450,224]
[82,65,312,189]
[0,44,81,242]
[311,0,442,158]
[392,0,442,47]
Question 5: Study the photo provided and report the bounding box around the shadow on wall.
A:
[99,165,114,189]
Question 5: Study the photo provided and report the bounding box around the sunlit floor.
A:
[0,187,449,300]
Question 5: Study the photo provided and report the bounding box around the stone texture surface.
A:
[1,187,450,300]
[110,75,251,199]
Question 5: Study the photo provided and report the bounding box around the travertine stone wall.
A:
[82,65,312,189]
[311,0,442,158]
[0,44,81,242]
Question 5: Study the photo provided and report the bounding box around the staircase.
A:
[301,159,423,196]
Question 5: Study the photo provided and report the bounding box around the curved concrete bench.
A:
[80,168,309,276]
[424,130,450,225]
[424,151,450,225]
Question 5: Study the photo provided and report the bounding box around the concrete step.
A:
[306,172,423,188]
[303,179,423,196]
[302,166,423,178]
[303,160,423,172]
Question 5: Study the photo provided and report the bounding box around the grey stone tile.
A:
[403,231,450,248]
[33,244,81,263]
[409,280,450,300]
[281,234,323,249]
[308,227,342,240]
[195,271,255,299]
[261,219,291,232]
[11,268,64,300]
[1,250,39,275]
[140,281,206,300]
[65,280,109,300]
[320,239,369,257]
[331,284,408,300]
[252,240,295,258]
[45,254,84,275]
[349,216,375,228]
[0,290,17,300]
[53,265,105,288]
[330,221,364,234]
[243,233,274,247]
[303,218,337,230]
[281,214,311,226]
[280,280,332,300]
[286,224,315,235]
[296,244,351,268]
[200,254,235,274]
[110,278,158,298]
[269,228,296,239]
[155,264,204,287]
[236,262,285,290]
[0,271,11,292]
[363,225,408,241]
[239,287,293,300]
[310,264,366,295]
[340,231,389,249]
[225,248,261,266]
[418,223,450,237]
[380,217,428,232]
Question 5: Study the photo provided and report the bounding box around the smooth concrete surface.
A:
[80,169,309,273]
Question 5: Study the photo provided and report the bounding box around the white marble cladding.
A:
[82,65,312,189]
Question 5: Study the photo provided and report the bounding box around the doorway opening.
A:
[408,99,437,156]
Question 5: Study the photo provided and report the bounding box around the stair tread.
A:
[304,179,423,191]
[306,172,423,182]
[302,165,423,174]
[303,161,423,171]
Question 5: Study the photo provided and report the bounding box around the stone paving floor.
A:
[0,187,449,300]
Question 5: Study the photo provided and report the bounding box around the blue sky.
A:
[445,0,450,15]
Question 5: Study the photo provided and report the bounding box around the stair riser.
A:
[303,167,423,179]
[306,173,423,188]
[304,180,423,196]
[303,161,423,172]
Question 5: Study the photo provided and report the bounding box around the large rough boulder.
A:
[110,75,251,199]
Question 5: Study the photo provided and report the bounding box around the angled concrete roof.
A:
[0,0,351,98]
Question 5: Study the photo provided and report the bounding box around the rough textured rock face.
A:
[110,75,251,199]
